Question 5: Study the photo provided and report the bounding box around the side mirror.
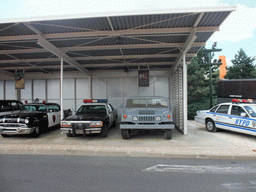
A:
[240,112,246,117]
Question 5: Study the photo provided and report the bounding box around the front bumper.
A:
[194,116,205,124]
[60,127,102,135]
[120,123,174,130]
[0,123,35,135]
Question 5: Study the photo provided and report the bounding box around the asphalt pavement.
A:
[0,120,255,159]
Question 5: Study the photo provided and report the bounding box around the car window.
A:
[11,102,19,110]
[126,98,168,108]
[231,106,247,116]
[216,105,230,114]
[48,105,60,112]
[0,102,11,112]
[76,105,106,114]
[244,105,256,117]
[210,105,219,112]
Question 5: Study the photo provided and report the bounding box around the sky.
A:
[0,0,255,66]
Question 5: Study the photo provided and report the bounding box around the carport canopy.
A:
[0,6,236,77]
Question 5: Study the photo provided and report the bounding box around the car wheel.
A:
[164,129,172,140]
[100,122,108,137]
[121,129,130,139]
[206,119,217,132]
[66,132,73,137]
[31,126,40,138]
[1,134,10,138]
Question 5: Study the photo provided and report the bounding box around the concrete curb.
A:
[0,144,256,160]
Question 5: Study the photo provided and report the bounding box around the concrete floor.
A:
[0,121,256,159]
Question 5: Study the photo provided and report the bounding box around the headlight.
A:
[90,121,103,127]
[132,116,138,121]
[156,116,162,121]
[61,121,71,127]
[25,119,29,124]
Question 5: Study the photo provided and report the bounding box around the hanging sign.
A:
[15,73,25,89]
[138,70,149,87]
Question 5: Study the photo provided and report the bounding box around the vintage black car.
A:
[0,100,23,116]
[0,102,61,138]
[60,99,117,137]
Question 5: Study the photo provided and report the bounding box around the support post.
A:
[183,54,188,135]
[60,58,64,120]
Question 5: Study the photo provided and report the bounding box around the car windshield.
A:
[21,105,47,113]
[76,105,107,115]
[126,98,168,108]
[243,105,256,117]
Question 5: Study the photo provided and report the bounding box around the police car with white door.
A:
[60,99,117,137]
[0,100,61,138]
[195,99,256,136]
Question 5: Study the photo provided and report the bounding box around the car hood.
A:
[63,114,106,121]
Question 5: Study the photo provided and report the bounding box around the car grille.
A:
[139,116,155,122]
[0,123,25,127]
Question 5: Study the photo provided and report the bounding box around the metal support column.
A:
[183,54,188,135]
[60,58,64,120]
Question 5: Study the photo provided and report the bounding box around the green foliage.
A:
[225,48,256,79]
[187,47,219,120]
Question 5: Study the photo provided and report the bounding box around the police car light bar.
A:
[232,99,253,103]
[83,99,108,103]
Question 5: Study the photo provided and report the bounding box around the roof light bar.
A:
[232,99,253,103]
[83,99,108,103]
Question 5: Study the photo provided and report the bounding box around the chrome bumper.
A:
[0,124,35,135]
[120,123,175,129]
[60,127,102,135]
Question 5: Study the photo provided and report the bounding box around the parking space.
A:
[0,121,255,159]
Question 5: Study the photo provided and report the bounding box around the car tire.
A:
[100,122,108,137]
[31,126,40,138]
[121,129,130,139]
[66,132,73,137]
[164,129,172,140]
[206,119,217,132]
[1,134,10,138]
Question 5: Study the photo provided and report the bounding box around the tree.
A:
[187,47,219,119]
[225,48,256,79]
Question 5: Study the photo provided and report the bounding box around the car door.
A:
[229,105,251,133]
[47,105,61,127]
[214,104,231,130]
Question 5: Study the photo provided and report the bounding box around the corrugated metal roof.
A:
[0,6,235,76]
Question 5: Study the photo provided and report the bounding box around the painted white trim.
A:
[0,6,236,24]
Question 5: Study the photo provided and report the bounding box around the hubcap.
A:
[207,122,213,130]
[35,127,40,134]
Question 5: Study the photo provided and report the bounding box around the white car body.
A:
[195,101,256,136]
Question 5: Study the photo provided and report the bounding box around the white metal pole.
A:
[183,54,188,135]
[60,58,64,120]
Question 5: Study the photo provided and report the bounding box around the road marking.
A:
[143,164,256,174]
[221,181,256,189]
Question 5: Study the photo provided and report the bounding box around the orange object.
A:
[167,115,171,119]
[219,55,227,79]
[123,115,127,118]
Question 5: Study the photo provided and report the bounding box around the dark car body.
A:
[0,103,61,137]
[0,100,23,116]
[61,101,117,137]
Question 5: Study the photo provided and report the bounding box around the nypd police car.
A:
[60,99,117,137]
[0,101,61,138]
[194,99,256,136]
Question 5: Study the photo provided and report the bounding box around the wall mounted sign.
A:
[138,70,149,87]
[15,73,25,89]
